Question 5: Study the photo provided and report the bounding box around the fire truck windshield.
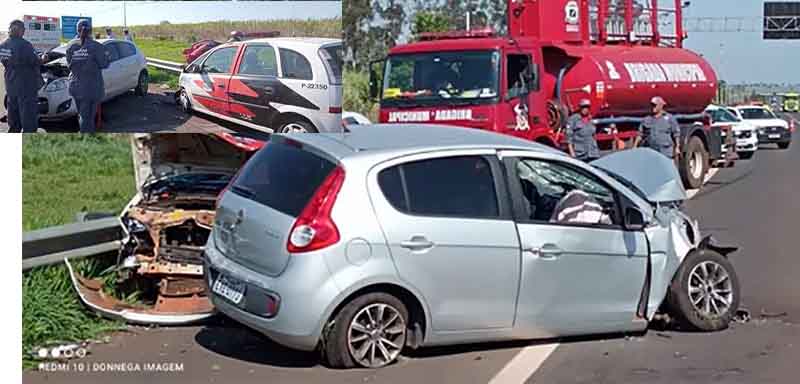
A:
[382,50,500,106]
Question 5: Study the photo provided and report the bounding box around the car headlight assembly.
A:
[45,79,68,93]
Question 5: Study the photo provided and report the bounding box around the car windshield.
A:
[739,108,776,120]
[708,108,740,123]
[382,50,500,106]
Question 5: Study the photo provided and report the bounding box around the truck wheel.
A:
[679,136,708,189]
[778,141,790,149]
[667,249,740,331]
[323,293,408,369]
[134,70,149,96]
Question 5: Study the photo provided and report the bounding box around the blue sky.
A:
[682,0,798,84]
[2,1,341,28]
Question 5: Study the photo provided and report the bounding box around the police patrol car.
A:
[176,37,342,133]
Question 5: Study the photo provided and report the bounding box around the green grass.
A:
[22,135,135,369]
[135,38,187,63]
[148,67,180,89]
[23,135,136,231]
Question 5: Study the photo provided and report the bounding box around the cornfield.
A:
[98,18,341,44]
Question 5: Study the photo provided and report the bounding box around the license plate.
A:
[212,274,245,304]
[769,134,781,139]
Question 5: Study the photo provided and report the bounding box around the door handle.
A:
[263,87,274,95]
[538,244,563,260]
[217,84,226,88]
[400,235,434,251]
[524,243,563,260]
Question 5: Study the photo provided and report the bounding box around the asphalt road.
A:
[23,127,800,384]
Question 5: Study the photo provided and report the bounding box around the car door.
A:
[501,153,649,338]
[227,43,281,129]
[368,151,521,334]
[113,41,139,90]
[101,42,121,99]
[188,45,240,117]
[276,47,323,112]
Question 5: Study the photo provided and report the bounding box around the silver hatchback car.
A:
[205,124,740,368]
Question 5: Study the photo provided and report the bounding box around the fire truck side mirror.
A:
[368,59,385,101]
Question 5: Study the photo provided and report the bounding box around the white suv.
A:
[177,37,342,133]
[704,105,758,159]
[731,105,792,149]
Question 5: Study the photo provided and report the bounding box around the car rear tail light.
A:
[287,166,345,253]
[791,120,796,133]
[329,106,342,114]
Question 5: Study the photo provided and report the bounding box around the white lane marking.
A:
[488,343,558,384]
[687,168,719,199]
[488,166,720,384]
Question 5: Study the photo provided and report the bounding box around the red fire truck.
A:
[370,0,731,189]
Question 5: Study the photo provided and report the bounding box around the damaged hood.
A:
[131,133,265,190]
[591,148,688,203]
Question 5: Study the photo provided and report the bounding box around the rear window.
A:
[230,141,336,217]
[319,44,342,85]
[378,156,499,218]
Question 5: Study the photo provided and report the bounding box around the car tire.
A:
[737,151,755,160]
[177,88,192,114]
[134,70,149,96]
[278,119,318,133]
[323,292,408,369]
[679,136,709,190]
[667,249,740,332]
[778,141,791,149]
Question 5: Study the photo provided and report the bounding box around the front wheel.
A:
[679,136,709,189]
[176,88,192,114]
[323,293,408,369]
[667,249,740,331]
[778,141,791,149]
[134,70,149,96]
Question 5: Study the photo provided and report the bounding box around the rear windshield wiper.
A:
[231,185,257,199]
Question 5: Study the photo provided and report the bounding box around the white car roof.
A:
[245,37,340,47]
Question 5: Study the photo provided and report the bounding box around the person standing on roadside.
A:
[66,19,109,133]
[0,19,45,133]
[634,96,681,159]
[566,98,600,162]
[123,29,133,42]
[105,28,116,39]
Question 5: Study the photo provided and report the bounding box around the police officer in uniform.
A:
[0,19,45,133]
[566,98,600,162]
[66,19,109,133]
[634,96,681,159]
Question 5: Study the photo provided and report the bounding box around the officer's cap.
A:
[77,19,91,31]
[650,96,666,106]
[9,20,24,31]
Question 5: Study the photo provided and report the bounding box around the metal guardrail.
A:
[22,217,122,271]
[146,57,183,73]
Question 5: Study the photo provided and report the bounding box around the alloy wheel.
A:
[346,303,406,368]
[281,123,309,133]
[688,261,734,318]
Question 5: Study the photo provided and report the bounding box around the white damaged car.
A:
[37,39,148,121]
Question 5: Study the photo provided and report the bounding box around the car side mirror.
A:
[180,64,187,72]
[624,207,647,231]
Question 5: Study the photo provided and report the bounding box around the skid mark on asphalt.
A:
[488,167,719,384]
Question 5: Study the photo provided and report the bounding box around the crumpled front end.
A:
[66,133,263,325]
[644,204,702,319]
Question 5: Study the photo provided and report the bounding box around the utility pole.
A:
[123,0,127,28]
